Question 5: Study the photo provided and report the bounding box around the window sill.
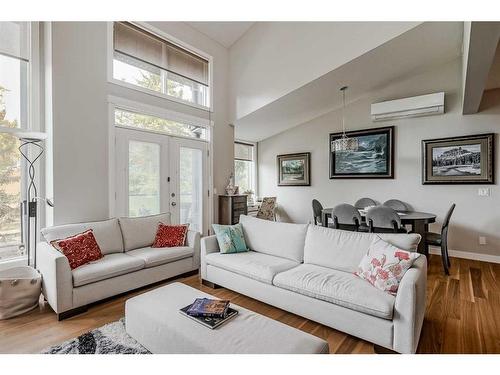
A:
[108,78,212,113]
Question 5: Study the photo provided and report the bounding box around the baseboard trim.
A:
[428,247,500,264]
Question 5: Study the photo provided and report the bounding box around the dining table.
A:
[321,208,437,256]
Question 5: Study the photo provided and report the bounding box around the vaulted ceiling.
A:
[186,22,254,48]
[233,22,463,141]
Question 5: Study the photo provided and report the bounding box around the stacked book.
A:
[180,298,238,329]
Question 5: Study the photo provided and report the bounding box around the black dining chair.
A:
[383,199,411,212]
[354,197,377,210]
[366,206,407,233]
[425,203,456,275]
[331,203,367,232]
[312,199,324,226]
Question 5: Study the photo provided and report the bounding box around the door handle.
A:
[171,202,177,207]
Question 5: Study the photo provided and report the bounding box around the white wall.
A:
[49,22,233,225]
[51,22,108,224]
[258,59,500,257]
[229,22,419,122]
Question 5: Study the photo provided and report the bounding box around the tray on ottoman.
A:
[125,282,329,354]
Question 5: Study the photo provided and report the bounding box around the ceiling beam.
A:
[462,22,500,114]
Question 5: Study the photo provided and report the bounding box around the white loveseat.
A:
[201,215,426,354]
[37,213,200,320]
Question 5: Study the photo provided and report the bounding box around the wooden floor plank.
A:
[470,267,486,299]
[1,255,500,354]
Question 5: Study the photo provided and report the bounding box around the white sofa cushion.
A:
[204,251,299,284]
[72,253,145,287]
[239,215,308,262]
[41,218,124,255]
[303,225,421,273]
[127,246,194,268]
[119,213,171,251]
[273,263,395,319]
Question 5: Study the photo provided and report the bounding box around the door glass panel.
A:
[128,141,160,217]
[179,147,202,232]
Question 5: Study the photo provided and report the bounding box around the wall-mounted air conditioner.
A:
[371,92,445,122]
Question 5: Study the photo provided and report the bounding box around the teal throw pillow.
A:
[212,223,248,254]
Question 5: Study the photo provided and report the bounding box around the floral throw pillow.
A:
[212,223,249,254]
[152,223,189,248]
[355,237,420,295]
[50,229,103,270]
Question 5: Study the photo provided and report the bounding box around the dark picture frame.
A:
[329,126,394,179]
[277,152,311,186]
[422,133,495,184]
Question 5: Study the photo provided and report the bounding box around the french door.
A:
[115,128,208,234]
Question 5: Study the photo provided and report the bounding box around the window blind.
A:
[114,22,209,86]
[235,142,254,161]
[0,22,29,61]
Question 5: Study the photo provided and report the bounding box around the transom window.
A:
[114,108,207,140]
[112,22,210,108]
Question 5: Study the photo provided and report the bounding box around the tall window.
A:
[234,141,256,195]
[112,22,210,108]
[0,22,31,263]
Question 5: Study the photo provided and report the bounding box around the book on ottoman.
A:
[186,298,230,318]
[180,303,238,329]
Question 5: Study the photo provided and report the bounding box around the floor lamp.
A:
[13,131,51,269]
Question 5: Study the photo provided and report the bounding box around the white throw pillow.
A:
[355,237,420,295]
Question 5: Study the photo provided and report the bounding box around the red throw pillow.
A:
[51,229,103,270]
[152,223,189,248]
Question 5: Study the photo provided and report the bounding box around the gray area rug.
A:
[41,319,150,354]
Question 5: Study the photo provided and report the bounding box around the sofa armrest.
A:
[200,235,219,279]
[186,230,201,269]
[393,255,427,353]
[36,241,73,314]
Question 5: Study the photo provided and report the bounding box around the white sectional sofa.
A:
[37,213,200,320]
[201,215,427,354]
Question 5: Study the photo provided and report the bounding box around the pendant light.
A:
[331,86,358,153]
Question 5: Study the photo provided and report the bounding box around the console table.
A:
[218,195,248,224]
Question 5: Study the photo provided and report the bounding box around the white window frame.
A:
[234,139,258,197]
[0,22,42,270]
[107,95,214,228]
[106,22,214,112]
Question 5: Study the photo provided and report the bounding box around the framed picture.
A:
[329,126,394,179]
[422,133,495,184]
[277,153,311,186]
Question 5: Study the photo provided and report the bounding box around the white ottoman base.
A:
[125,282,329,354]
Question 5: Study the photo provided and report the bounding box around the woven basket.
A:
[0,266,41,320]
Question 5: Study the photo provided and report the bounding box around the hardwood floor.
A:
[1,255,499,354]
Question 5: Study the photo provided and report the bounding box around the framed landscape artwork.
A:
[422,133,494,184]
[277,153,311,186]
[329,126,394,179]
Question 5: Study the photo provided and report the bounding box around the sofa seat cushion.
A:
[127,246,194,268]
[204,251,299,284]
[273,263,395,319]
[72,253,145,287]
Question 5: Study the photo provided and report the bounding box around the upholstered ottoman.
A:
[125,282,329,354]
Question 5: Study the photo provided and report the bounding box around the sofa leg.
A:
[57,305,88,321]
[374,344,399,354]
[201,279,221,289]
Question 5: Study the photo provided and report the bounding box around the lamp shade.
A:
[12,131,47,141]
